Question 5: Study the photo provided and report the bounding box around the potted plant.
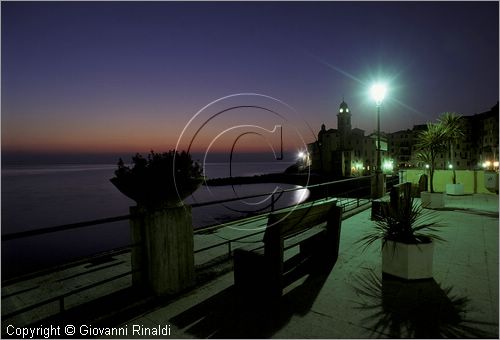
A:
[357,183,444,280]
[415,122,448,208]
[110,150,203,296]
[110,150,203,208]
[438,112,465,196]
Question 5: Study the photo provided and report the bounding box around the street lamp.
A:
[370,83,387,173]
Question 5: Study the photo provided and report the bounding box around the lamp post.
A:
[371,83,386,172]
[370,83,387,198]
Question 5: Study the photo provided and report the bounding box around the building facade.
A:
[406,102,499,170]
[309,101,499,176]
[308,100,389,177]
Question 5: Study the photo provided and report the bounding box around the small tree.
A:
[438,112,465,184]
[416,123,448,193]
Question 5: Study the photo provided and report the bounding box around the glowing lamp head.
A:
[370,83,387,106]
[425,164,430,169]
[448,164,453,169]
[298,151,305,159]
[494,161,499,167]
[382,160,394,172]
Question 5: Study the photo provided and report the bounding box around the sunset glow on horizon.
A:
[2,2,498,157]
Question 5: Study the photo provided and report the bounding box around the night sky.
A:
[2,1,498,157]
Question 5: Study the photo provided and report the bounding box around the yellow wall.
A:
[400,169,498,194]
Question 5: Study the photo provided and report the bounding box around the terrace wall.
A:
[399,169,498,194]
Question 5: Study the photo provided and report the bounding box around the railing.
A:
[1,174,397,323]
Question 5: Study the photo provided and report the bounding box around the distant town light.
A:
[370,83,387,106]
[494,161,499,167]
[484,161,492,168]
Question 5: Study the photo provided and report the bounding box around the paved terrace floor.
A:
[115,193,499,338]
[2,194,498,338]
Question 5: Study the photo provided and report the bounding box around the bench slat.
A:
[266,199,337,240]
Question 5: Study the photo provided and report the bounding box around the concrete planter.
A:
[382,239,434,280]
[130,204,195,296]
[446,183,464,196]
[420,191,445,209]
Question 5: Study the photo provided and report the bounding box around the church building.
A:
[308,100,388,178]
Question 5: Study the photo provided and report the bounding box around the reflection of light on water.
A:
[293,186,310,203]
[189,184,311,228]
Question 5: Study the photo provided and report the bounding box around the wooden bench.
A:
[233,198,342,305]
[371,182,412,220]
[371,196,391,220]
[389,182,412,212]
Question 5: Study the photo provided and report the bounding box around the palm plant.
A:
[415,123,448,193]
[357,196,443,250]
[438,112,465,184]
[414,150,432,174]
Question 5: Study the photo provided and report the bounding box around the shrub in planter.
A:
[110,150,203,208]
[358,193,444,280]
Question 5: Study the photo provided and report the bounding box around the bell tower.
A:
[337,99,352,149]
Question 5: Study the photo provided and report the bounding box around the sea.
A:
[1,161,309,278]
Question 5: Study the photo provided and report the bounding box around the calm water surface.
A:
[1,162,308,278]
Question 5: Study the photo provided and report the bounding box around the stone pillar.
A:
[130,204,195,296]
[371,172,386,199]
